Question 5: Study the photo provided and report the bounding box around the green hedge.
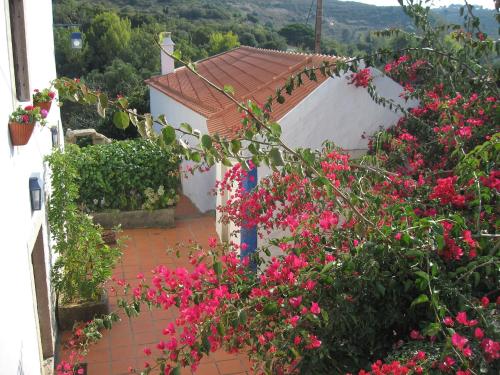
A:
[66,140,180,212]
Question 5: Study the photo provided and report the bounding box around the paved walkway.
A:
[59,197,252,375]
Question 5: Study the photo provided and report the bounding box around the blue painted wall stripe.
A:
[240,167,257,264]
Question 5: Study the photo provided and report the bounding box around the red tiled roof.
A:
[146,46,337,138]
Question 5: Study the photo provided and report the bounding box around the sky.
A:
[340,0,495,9]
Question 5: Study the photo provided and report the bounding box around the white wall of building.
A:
[0,0,61,373]
[149,87,216,213]
[278,69,415,154]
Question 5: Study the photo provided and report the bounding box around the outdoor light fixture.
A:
[70,32,83,49]
[29,177,42,211]
[50,126,59,148]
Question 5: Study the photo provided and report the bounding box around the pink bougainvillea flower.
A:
[481,296,490,308]
[443,316,454,326]
[410,330,424,340]
[208,237,217,247]
[310,302,321,315]
[474,328,484,340]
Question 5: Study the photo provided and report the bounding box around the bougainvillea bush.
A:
[55,1,498,374]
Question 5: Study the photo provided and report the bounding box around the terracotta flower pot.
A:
[8,121,35,146]
[34,101,52,113]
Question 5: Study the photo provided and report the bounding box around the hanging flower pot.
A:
[34,101,52,113]
[33,87,56,115]
[8,105,45,146]
[9,121,35,146]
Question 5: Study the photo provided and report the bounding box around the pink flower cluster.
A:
[349,68,372,88]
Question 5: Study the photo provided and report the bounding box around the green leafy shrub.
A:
[46,149,122,304]
[67,139,180,212]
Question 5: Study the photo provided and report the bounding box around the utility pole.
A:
[314,0,323,54]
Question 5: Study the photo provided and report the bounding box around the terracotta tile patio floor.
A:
[58,196,252,375]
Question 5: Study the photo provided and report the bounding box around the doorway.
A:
[31,229,54,359]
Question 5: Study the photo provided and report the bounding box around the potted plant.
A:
[33,87,56,113]
[8,105,46,146]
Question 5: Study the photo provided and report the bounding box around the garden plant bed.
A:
[91,207,175,229]
[58,292,109,331]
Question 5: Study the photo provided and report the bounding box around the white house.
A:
[0,0,62,374]
[147,37,412,210]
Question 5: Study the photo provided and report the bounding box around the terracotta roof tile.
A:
[146,46,337,138]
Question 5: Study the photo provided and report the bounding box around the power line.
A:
[305,0,315,26]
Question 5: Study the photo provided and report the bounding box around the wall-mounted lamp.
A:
[71,32,83,49]
[29,178,42,211]
[50,126,59,148]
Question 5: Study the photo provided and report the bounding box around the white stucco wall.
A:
[0,0,61,374]
[278,68,415,154]
[149,86,216,213]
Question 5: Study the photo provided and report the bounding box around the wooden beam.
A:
[9,0,30,101]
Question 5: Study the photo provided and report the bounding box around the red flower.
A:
[443,316,454,326]
[410,330,424,340]
[481,296,490,308]
[474,328,484,340]
[310,302,321,315]
[349,68,372,88]
[451,333,468,350]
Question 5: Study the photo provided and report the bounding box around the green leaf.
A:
[301,149,315,165]
[223,85,235,96]
[263,302,278,315]
[113,111,130,129]
[201,134,213,149]
[157,114,168,125]
[230,140,241,154]
[436,235,445,250]
[375,282,386,296]
[213,261,222,276]
[248,143,259,155]
[423,322,441,337]
[187,62,197,72]
[171,366,181,375]
[239,310,247,325]
[217,322,225,336]
[320,262,335,274]
[180,123,193,133]
[190,152,201,163]
[320,309,329,323]
[98,93,108,109]
[411,294,429,307]
[415,271,430,282]
[162,126,176,145]
[269,122,282,137]
[172,50,182,60]
[117,97,128,109]
[269,148,284,166]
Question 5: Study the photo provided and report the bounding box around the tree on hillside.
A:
[86,12,132,70]
[208,31,240,55]
[278,23,315,50]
